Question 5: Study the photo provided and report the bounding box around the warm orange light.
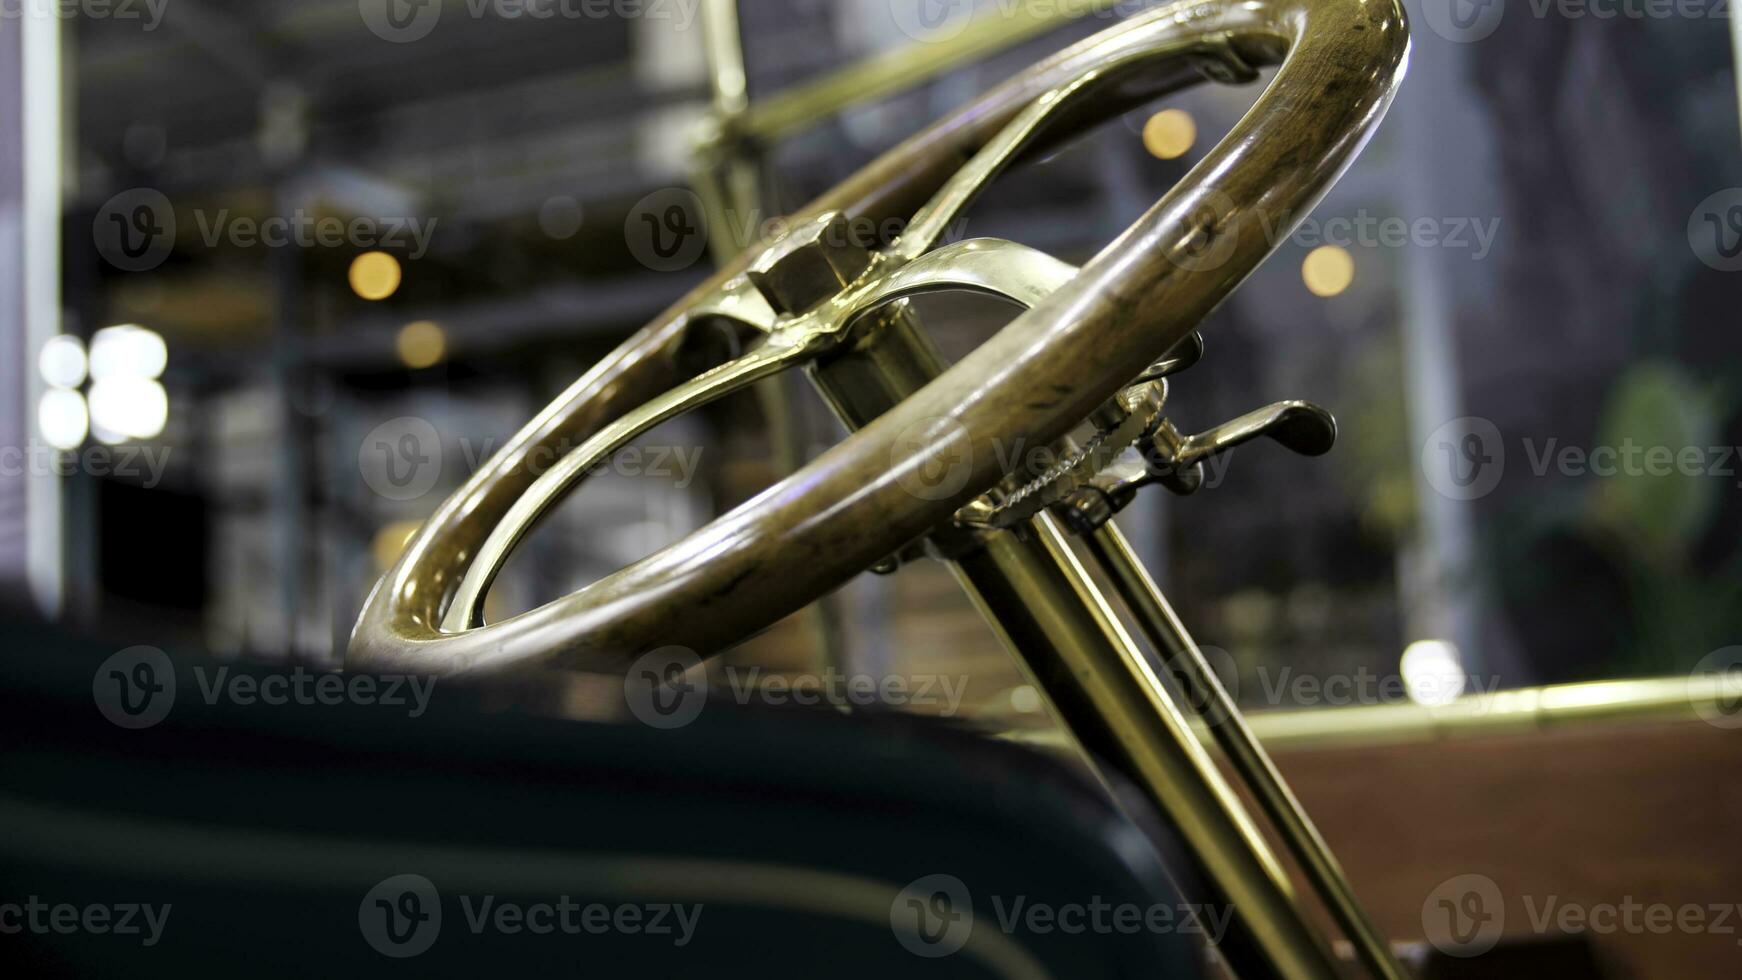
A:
[1142,109,1197,160]
[1301,245,1355,297]
[349,251,402,301]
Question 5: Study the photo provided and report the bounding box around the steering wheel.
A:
[349,0,1408,677]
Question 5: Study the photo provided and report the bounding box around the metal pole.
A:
[1084,524,1409,980]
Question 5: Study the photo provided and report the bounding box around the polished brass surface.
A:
[1002,675,1742,753]
[1083,526,1408,980]
[954,380,1172,531]
[1246,674,1741,750]
[955,521,1342,980]
[351,0,1412,674]
[723,0,1129,145]
[772,229,1346,980]
[1058,399,1339,530]
[351,4,1413,976]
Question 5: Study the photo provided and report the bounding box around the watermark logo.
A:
[626,188,708,273]
[890,0,975,43]
[1689,189,1742,273]
[623,646,707,730]
[1165,645,1240,725]
[93,652,437,730]
[1423,417,1742,501]
[1425,877,1742,955]
[1421,0,1507,41]
[0,898,171,946]
[92,646,176,730]
[1422,874,1505,957]
[0,0,169,29]
[621,659,971,730]
[359,0,442,42]
[624,193,971,274]
[1166,189,1240,273]
[360,417,444,501]
[357,423,707,501]
[1690,647,1742,730]
[358,874,700,956]
[1421,416,1505,501]
[93,189,176,272]
[1,442,172,486]
[892,416,974,502]
[192,209,437,260]
[889,874,1234,959]
[95,190,438,268]
[891,874,974,958]
[360,874,442,958]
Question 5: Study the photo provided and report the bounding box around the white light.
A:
[38,335,87,388]
[38,389,88,450]
[1401,639,1468,706]
[89,324,167,381]
[88,378,168,443]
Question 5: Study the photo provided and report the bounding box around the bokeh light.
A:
[39,335,88,389]
[1142,109,1197,160]
[396,320,447,370]
[349,251,403,301]
[1301,245,1355,297]
[89,324,167,381]
[38,389,89,450]
[1401,639,1468,707]
[89,378,169,443]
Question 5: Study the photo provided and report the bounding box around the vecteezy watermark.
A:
[623,189,975,274]
[1167,196,1502,273]
[1689,189,1742,273]
[0,898,172,947]
[1421,874,1507,957]
[358,875,702,959]
[621,647,971,730]
[1171,650,1499,725]
[192,209,437,260]
[1422,874,1742,958]
[1272,210,1500,261]
[358,417,706,502]
[1421,417,1506,502]
[0,0,168,30]
[92,647,437,731]
[358,0,701,44]
[888,874,1234,960]
[359,417,445,502]
[1421,0,1730,43]
[93,189,438,272]
[1690,647,1742,729]
[0,441,172,487]
[1420,415,1742,501]
[93,189,176,272]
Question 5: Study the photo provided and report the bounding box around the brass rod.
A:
[1245,675,1735,750]
[804,306,1341,980]
[738,0,1127,143]
[701,0,749,118]
[952,523,1338,980]
[1084,524,1409,980]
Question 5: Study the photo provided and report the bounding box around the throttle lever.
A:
[1159,399,1337,471]
[1057,400,1337,533]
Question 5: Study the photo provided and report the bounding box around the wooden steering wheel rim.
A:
[348,0,1409,677]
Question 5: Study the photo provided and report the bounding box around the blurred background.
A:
[1,0,1739,723]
